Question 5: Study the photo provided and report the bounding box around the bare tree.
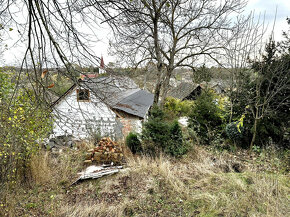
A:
[222,12,267,123]
[108,0,168,104]
[109,0,248,105]
[0,0,121,107]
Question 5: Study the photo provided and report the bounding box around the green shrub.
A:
[229,110,287,149]
[226,122,244,143]
[0,70,52,187]
[142,106,188,157]
[126,132,142,154]
[165,120,188,157]
[188,89,226,145]
[252,116,286,148]
[142,107,171,154]
[164,97,194,117]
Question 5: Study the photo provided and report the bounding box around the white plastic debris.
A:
[178,117,189,127]
[72,165,123,185]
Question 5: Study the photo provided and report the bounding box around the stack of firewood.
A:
[84,137,124,164]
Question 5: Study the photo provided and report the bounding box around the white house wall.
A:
[52,88,121,139]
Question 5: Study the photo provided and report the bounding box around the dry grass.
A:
[29,152,52,185]
[2,145,289,217]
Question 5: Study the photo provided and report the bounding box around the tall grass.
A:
[2,145,289,217]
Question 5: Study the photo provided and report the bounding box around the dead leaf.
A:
[41,69,48,78]
[47,83,55,88]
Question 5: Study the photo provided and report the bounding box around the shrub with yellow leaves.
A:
[0,70,52,189]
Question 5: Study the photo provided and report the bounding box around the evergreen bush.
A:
[226,122,244,143]
[142,106,170,155]
[165,120,188,157]
[126,132,142,154]
[142,106,188,157]
[188,89,226,144]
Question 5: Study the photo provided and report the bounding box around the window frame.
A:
[76,89,90,102]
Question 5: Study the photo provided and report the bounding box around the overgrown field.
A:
[1,144,289,217]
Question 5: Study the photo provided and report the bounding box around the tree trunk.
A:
[143,70,148,90]
[229,100,233,123]
[159,72,171,107]
[152,11,163,105]
[250,117,258,149]
[159,59,174,106]
[153,64,163,105]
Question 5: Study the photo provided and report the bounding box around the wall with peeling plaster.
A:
[51,88,142,140]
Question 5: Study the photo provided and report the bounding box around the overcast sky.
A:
[1,0,289,66]
[246,0,289,39]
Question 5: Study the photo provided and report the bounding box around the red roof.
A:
[81,74,98,79]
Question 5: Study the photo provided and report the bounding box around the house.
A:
[81,56,106,79]
[167,82,204,101]
[167,80,226,101]
[50,76,154,140]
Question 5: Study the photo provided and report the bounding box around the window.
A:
[77,89,90,102]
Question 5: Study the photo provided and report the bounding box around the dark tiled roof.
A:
[52,76,153,118]
[113,89,154,118]
[167,82,200,100]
